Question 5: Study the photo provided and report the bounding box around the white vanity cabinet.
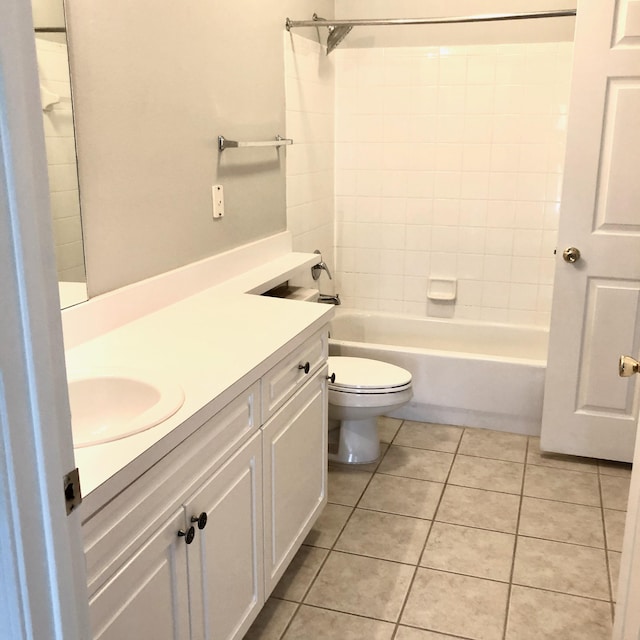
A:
[262,364,327,595]
[82,325,329,640]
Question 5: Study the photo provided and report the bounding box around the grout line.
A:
[597,462,617,620]
[502,435,529,640]
[390,424,465,639]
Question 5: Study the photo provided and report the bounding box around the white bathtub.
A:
[329,309,549,436]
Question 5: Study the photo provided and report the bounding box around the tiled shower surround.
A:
[285,37,574,326]
[334,43,573,325]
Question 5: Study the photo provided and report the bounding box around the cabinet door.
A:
[262,366,328,595]
[186,431,264,640]
[88,509,190,640]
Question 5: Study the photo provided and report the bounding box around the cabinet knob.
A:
[327,373,336,384]
[178,526,195,544]
[298,362,310,374]
[191,512,208,530]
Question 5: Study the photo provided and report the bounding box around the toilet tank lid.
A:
[328,356,412,390]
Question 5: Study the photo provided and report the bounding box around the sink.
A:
[67,369,185,448]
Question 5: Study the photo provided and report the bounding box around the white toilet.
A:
[327,356,413,464]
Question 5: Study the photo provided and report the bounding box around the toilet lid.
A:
[328,356,412,392]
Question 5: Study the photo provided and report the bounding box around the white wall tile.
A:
[329,41,572,327]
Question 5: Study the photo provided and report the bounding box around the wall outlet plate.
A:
[212,185,224,218]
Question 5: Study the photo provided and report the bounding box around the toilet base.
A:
[329,417,380,464]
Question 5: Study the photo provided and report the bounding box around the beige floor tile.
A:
[271,545,329,602]
[304,503,353,549]
[598,460,632,478]
[506,585,612,640]
[436,485,520,533]
[335,508,431,564]
[378,416,403,444]
[243,598,298,640]
[327,467,373,506]
[609,550,621,602]
[527,437,598,473]
[513,537,609,600]
[448,454,524,494]
[359,473,444,519]
[282,605,395,639]
[523,465,601,507]
[394,421,463,453]
[421,522,515,582]
[604,508,626,552]
[600,474,631,511]
[395,626,468,640]
[518,496,604,548]
[304,551,414,622]
[458,428,527,463]
[378,445,454,482]
[401,568,508,640]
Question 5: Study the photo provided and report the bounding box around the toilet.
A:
[327,356,413,464]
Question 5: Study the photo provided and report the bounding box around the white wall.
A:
[285,33,336,293]
[335,0,576,47]
[333,41,573,325]
[65,0,333,296]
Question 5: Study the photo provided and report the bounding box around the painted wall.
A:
[65,0,332,296]
[334,42,573,325]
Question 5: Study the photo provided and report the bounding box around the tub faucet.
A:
[318,293,341,305]
[311,249,332,280]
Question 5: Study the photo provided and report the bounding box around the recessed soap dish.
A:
[427,278,457,302]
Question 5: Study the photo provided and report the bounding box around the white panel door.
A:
[542,0,640,462]
[186,431,264,640]
[262,367,328,595]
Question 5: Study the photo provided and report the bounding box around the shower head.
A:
[312,14,352,55]
[326,24,353,54]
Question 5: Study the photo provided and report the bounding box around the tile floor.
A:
[244,418,632,640]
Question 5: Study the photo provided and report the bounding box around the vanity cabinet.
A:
[82,326,329,640]
[263,365,327,595]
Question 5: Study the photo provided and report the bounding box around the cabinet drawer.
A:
[83,381,260,597]
[261,328,328,419]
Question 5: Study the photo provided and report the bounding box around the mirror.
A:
[32,0,87,308]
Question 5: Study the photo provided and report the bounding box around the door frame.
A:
[0,1,89,638]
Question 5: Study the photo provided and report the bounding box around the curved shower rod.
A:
[285,9,577,31]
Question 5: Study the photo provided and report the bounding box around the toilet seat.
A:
[328,356,412,395]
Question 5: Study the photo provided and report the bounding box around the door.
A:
[262,367,327,595]
[88,509,191,640]
[186,431,264,640]
[541,0,640,462]
[0,1,89,638]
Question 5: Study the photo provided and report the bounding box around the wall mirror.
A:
[32,0,87,309]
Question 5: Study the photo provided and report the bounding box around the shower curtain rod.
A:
[285,9,576,30]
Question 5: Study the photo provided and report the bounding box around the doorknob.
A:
[562,247,581,263]
[619,355,640,377]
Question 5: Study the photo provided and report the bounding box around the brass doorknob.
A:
[619,355,640,377]
[562,247,581,263]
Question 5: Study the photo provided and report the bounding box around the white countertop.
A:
[65,240,333,517]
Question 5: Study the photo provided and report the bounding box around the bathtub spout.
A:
[319,293,341,305]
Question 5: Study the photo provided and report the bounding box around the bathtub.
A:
[328,309,549,436]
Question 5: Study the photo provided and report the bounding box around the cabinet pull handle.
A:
[298,362,310,374]
[178,526,196,544]
[191,512,208,530]
[327,373,336,383]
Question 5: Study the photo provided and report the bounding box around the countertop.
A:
[66,245,333,517]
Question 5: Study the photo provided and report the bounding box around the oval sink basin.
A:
[67,369,185,448]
